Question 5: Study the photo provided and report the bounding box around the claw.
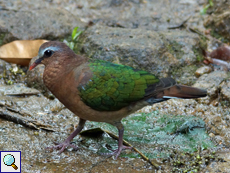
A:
[45,119,86,154]
[46,142,78,154]
[102,145,132,159]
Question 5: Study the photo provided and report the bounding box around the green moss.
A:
[1,65,26,85]
[192,34,207,63]
[193,47,204,62]
[0,33,6,46]
[168,34,207,85]
[210,29,229,43]
[171,65,199,85]
[83,111,218,172]
[166,40,185,59]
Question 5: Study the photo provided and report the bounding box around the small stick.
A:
[103,129,160,169]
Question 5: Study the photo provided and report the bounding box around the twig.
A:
[0,106,57,131]
[168,16,191,29]
[188,27,210,40]
[103,129,160,169]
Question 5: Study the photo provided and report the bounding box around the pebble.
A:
[195,66,212,77]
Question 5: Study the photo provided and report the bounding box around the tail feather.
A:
[161,84,207,99]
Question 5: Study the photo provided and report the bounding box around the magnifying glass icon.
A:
[3,154,18,170]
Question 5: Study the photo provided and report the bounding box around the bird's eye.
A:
[44,50,53,57]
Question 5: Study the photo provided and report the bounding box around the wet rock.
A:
[1,0,201,31]
[220,80,230,101]
[0,8,86,45]
[89,0,201,31]
[193,71,228,99]
[79,25,206,78]
[1,83,40,96]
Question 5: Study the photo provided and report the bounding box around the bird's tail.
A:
[161,84,207,99]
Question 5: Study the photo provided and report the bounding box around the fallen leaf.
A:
[204,45,230,70]
[0,40,48,66]
[209,45,230,61]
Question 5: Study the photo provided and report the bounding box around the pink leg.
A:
[46,118,86,154]
[104,122,132,159]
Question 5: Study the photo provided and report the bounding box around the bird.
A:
[29,41,207,158]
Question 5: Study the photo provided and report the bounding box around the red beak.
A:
[29,58,43,71]
[29,62,38,71]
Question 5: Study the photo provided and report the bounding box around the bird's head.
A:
[29,41,74,71]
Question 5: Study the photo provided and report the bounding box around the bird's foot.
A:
[46,141,78,154]
[102,145,132,159]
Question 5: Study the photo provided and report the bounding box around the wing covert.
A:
[78,60,159,111]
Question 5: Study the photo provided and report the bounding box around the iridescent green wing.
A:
[78,60,159,111]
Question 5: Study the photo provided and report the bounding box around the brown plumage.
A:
[29,41,207,158]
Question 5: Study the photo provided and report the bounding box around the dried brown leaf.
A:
[0,40,48,66]
[210,45,230,61]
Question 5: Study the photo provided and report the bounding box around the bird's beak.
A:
[29,57,43,71]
